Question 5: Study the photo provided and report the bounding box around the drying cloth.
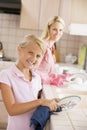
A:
[30,106,62,130]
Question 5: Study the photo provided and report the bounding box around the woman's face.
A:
[18,42,43,70]
[49,21,64,42]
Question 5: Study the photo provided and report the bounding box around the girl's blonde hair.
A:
[18,34,45,53]
[41,16,65,39]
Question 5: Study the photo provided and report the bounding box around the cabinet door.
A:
[39,0,60,30]
[20,0,60,30]
[71,0,87,23]
[20,0,40,30]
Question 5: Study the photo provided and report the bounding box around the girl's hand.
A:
[40,98,60,111]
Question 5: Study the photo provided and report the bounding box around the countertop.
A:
[50,109,87,130]
[43,84,87,130]
[42,63,87,130]
[0,61,15,71]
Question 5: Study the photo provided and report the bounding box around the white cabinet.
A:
[20,0,60,30]
[59,0,87,25]
[71,0,87,24]
[20,0,40,30]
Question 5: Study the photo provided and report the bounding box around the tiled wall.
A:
[0,13,87,62]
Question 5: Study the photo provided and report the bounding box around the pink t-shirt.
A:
[0,64,42,130]
[36,39,55,83]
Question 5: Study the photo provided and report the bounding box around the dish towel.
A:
[30,106,62,130]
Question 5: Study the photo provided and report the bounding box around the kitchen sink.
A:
[52,63,85,74]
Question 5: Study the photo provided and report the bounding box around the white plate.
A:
[58,95,81,110]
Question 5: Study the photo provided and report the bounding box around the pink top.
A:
[36,39,55,83]
[0,64,42,130]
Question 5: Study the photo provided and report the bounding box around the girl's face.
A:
[18,42,43,70]
[49,21,64,42]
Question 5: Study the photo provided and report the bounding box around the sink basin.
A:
[53,63,85,74]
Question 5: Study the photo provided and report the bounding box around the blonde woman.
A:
[0,35,59,130]
[37,16,65,83]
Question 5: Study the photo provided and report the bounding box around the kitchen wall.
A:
[0,13,87,62]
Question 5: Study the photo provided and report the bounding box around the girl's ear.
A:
[18,46,21,52]
[17,46,22,55]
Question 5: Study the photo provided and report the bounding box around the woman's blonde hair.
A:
[41,16,65,39]
[18,34,45,53]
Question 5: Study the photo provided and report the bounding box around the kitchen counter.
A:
[43,84,87,130]
[50,109,87,130]
[42,63,87,130]
[0,61,15,71]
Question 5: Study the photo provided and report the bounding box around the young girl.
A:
[0,35,59,130]
[36,16,65,84]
